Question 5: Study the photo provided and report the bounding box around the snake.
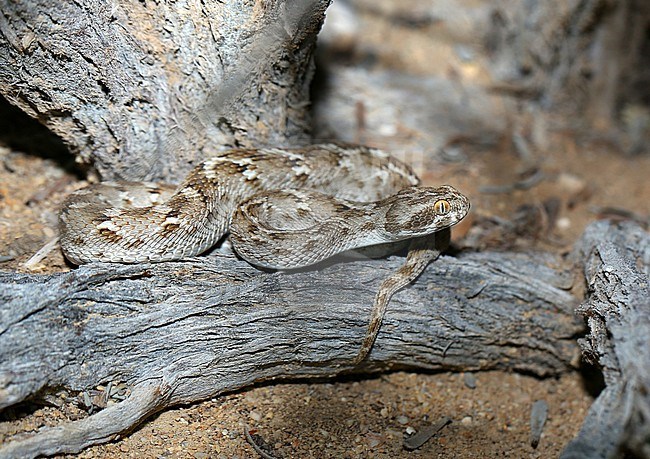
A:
[59,143,470,362]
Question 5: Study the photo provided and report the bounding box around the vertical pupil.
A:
[435,200,449,214]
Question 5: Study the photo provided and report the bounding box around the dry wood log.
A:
[0,249,581,457]
[561,221,650,459]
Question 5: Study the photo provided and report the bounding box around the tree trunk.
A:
[0,0,329,181]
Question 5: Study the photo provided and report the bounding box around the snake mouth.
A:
[380,185,470,239]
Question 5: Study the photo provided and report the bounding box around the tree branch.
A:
[0,249,580,457]
[561,221,650,458]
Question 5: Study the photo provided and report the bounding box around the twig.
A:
[479,169,545,194]
[244,425,281,459]
[530,399,548,448]
[403,416,452,450]
[589,206,649,229]
[22,236,59,269]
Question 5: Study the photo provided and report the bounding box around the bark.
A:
[312,0,650,163]
[561,221,650,459]
[0,0,329,181]
[0,250,581,457]
[485,0,650,123]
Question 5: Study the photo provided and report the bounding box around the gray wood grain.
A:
[0,0,329,181]
[0,250,581,457]
[561,221,650,459]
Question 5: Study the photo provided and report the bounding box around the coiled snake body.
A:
[60,144,470,362]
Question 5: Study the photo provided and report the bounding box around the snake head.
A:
[382,185,470,239]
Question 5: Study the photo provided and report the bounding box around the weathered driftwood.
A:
[561,221,650,459]
[0,249,580,457]
[0,0,329,181]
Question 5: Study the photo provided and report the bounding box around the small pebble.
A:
[386,429,402,438]
[454,44,475,61]
[556,172,586,195]
[405,426,416,435]
[368,437,381,448]
[461,416,473,425]
[43,226,55,238]
[463,373,477,389]
[396,415,409,425]
[530,399,549,448]
[249,411,262,422]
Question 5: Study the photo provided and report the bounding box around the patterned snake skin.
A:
[59,144,470,362]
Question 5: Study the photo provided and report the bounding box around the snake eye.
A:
[433,199,450,215]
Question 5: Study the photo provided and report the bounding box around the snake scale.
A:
[60,143,470,362]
